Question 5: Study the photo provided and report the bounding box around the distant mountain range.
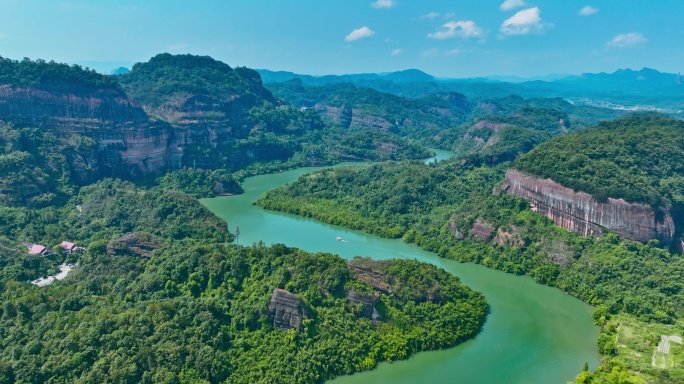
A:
[257,68,435,85]
[256,67,683,113]
[99,61,683,113]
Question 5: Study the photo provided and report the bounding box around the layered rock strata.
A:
[0,85,171,178]
[505,169,676,246]
[268,288,306,331]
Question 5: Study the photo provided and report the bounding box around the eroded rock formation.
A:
[505,169,676,246]
[106,232,164,257]
[469,218,495,242]
[347,259,392,294]
[268,288,306,331]
[0,84,172,179]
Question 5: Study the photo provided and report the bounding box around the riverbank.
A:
[201,164,599,384]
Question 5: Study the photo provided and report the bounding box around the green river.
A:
[201,150,599,384]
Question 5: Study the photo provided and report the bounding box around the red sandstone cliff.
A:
[505,169,676,246]
[0,84,171,179]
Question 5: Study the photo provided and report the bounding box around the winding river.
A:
[201,150,599,384]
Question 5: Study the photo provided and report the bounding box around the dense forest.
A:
[515,113,684,208]
[2,52,683,383]
[119,53,274,108]
[0,179,486,383]
[265,80,625,167]
[257,114,684,384]
[0,56,119,89]
[0,124,96,208]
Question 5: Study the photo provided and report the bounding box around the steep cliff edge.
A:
[0,84,172,178]
[505,169,676,246]
[0,58,172,179]
[0,55,288,179]
[508,114,684,249]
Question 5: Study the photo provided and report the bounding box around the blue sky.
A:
[0,0,682,78]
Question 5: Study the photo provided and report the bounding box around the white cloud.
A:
[428,20,484,40]
[391,49,404,56]
[445,49,461,56]
[607,33,647,47]
[500,0,526,11]
[420,12,440,20]
[443,12,455,19]
[422,48,439,57]
[371,0,395,9]
[344,26,375,42]
[578,5,598,16]
[500,7,552,36]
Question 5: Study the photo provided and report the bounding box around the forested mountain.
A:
[260,66,684,114]
[258,68,435,86]
[514,114,684,209]
[263,79,624,166]
[121,53,275,109]
[0,56,119,89]
[0,55,431,188]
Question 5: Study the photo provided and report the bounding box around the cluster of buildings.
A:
[23,241,82,256]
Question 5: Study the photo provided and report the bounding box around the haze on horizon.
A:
[0,0,682,78]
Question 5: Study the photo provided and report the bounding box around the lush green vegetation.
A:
[155,168,243,199]
[257,161,503,238]
[3,52,680,383]
[0,56,119,89]
[0,123,97,208]
[515,113,684,207]
[266,80,467,133]
[257,115,684,383]
[0,179,486,383]
[119,53,273,107]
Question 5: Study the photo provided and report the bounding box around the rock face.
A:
[347,260,392,294]
[468,218,495,242]
[106,232,163,257]
[0,56,279,180]
[505,169,676,246]
[346,290,380,319]
[0,84,172,179]
[268,288,306,331]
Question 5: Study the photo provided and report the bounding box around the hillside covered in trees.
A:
[0,176,487,383]
[257,114,684,384]
[3,51,683,383]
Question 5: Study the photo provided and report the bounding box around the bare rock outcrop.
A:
[347,259,392,294]
[268,288,306,331]
[346,290,380,319]
[469,218,495,242]
[106,232,163,257]
[0,84,172,179]
[505,169,676,246]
